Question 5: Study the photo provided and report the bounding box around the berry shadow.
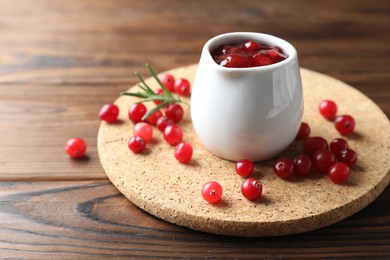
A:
[345,131,364,140]
[69,154,90,163]
[213,198,230,208]
[185,159,201,168]
[110,119,125,125]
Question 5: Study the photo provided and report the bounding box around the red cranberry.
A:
[313,149,336,173]
[328,162,350,184]
[336,148,358,166]
[274,158,295,179]
[293,154,312,176]
[303,136,328,157]
[296,122,311,140]
[335,115,355,135]
[330,138,349,154]
[318,100,337,120]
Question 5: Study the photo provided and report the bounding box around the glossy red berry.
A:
[293,154,312,176]
[163,125,183,146]
[153,88,164,105]
[274,158,295,179]
[303,136,329,157]
[235,159,254,177]
[145,109,163,126]
[328,162,350,184]
[161,74,175,92]
[336,148,358,166]
[221,54,253,68]
[319,100,337,120]
[296,122,311,140]
[330,138,349,154]
[335,115,355,135]
[128,103,147,123]
[99,103,119,123]
[128,136,146,153]
[241,178,263,201]
[174,78,191,96]
[164,103,184,123]
[253,53,273,66]
[174,142,193,163]
[134,122,153,143]
[65,138,87,158]
[156,116,174,132]
[202,181,223,203]
[313,149,336,173]
[244,40,261,51]
[265,49,286,62]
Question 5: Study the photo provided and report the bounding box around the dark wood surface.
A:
[0,0,389,258]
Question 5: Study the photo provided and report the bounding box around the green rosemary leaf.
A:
[134,71,156,95]
[137,83,155,95]
[141,101,170,121]
[120,92,148,98]
[145,63,172,97]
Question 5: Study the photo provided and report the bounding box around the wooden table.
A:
[1,0,389,258]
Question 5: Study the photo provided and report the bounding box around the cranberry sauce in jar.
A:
[211,40,288,68]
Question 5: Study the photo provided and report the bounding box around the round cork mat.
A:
[98,64,390,237]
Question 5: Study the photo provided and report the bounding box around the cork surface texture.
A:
[98,64,390,237]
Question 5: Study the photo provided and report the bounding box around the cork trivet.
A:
[98,64,390,237]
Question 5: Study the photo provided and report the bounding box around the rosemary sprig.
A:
[121,64,184,120]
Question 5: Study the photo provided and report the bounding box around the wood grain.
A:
[0,0,389,258]
[0,181,389,258]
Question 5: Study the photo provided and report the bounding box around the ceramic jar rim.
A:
[204,32,297,72]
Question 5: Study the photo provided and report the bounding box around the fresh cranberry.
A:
[293,154,312,176]
[161,74,175,92]
[202,181,223,203]
[128,136,146,153]
[65,138,87,158]
[313,149,336,173]
[156,116,174,132]
[329,138,349,154]
[336,148,358,166]
[174,142,193,163]
[235,159,254,177]
[335,115,355,135]
[241,178,263,201]
[274,158,295,179]
[99,103,119,123]
[174,78,191,96]
[163,125,183,146]
[128,103,147,123]
[319,100,337,120]
[296,122,311,140]
[134,122,153,143]
[145,109,163,126]
[303,136,329,157]
[328,162,350,184]
[164,103,184,123]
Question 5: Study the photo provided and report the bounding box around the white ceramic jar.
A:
[191,32,303,162]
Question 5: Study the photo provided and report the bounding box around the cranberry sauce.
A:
[211,40,288,68]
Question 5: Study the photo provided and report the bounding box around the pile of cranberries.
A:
[126,74,193,163]
[65,73,192,164]
[273,99,357,184]
[203,99,358,204]
[211,40,288,68]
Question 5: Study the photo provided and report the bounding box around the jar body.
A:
[190,32,303,162]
